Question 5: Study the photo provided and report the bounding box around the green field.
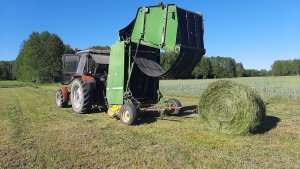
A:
[0,77,300,168]
[161,76,300,99]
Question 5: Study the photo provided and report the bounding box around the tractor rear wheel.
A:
[56,89,68,108]
[166,98,182,115]
[119,103,138,126]
[70,78,92,114]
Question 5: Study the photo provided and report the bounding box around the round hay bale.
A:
[198,80,266,135]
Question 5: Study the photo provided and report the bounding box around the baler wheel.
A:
[166,98,182,115]
[70,78,92,114]
[56,89,68,108]
[119,103,138,126]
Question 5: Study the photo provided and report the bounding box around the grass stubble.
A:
[0,78,299,168]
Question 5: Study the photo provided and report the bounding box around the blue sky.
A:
[0,0,299,70]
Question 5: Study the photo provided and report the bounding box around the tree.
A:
[210,57,222,78]
[88,45,110,50]
[292,59,300,76]
[64,44,75,54]
[14,31,65,83]
[225,57,237,78]
[37,32,65,82]
[210,56,236,78]
[0,61,14,80]
[14,32,41,82]
[244,69,260,77]
[160,52,177,79]
[271,59,300,76]
[192,56,212,79]
[259,69,268,76]
[236,63,244,77]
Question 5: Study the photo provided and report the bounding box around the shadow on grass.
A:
[64,106,106,114]
[137,105,197,125]
[63,104,72,108]
[138,113,158,125]
[178,105,197,117]
[85,107,107,114]
[253,115,281,134]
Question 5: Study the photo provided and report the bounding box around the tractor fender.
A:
[61,86,70,102]
[80,74,96,89]
[72,73,95,83]
[81,73,95,82]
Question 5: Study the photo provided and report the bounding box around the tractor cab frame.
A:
[62,50,109,85]
[56,50,110,111]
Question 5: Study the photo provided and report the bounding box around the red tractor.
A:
[56,49,110,113]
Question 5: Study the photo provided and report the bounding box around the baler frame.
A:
[56,3,205,126]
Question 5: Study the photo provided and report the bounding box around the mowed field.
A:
[0,77,300,168]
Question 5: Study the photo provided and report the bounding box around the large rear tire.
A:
[166,98,182,115]
[56,89,68,108]
[70,78,92,114]
[119,103,138,126]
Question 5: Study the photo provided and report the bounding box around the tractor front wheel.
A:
[70,78,92,114]
[56,89,68,108]
[166,98,182,115]
[119,103,138,126]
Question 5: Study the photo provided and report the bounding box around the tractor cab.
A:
[56,50,110,111]
[62,50,110,85]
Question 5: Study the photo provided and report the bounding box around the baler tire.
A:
[56,89,68,108]
[166,98,182,115]
[70,78,92,114]
[119,103,138,126]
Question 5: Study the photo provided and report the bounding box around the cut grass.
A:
[0,78,300,168]
[0,81,35,88]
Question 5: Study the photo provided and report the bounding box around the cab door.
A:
[62,54,80,84]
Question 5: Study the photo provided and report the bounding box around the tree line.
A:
[161,54,272,79]
[191,56,274,79]
[0,31,299,82]
[161,53,300,79]
[271,59,300,76]
[0,61,14,80]
[192,56,240,79]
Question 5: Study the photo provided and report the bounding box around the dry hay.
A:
[198,80,266,135]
